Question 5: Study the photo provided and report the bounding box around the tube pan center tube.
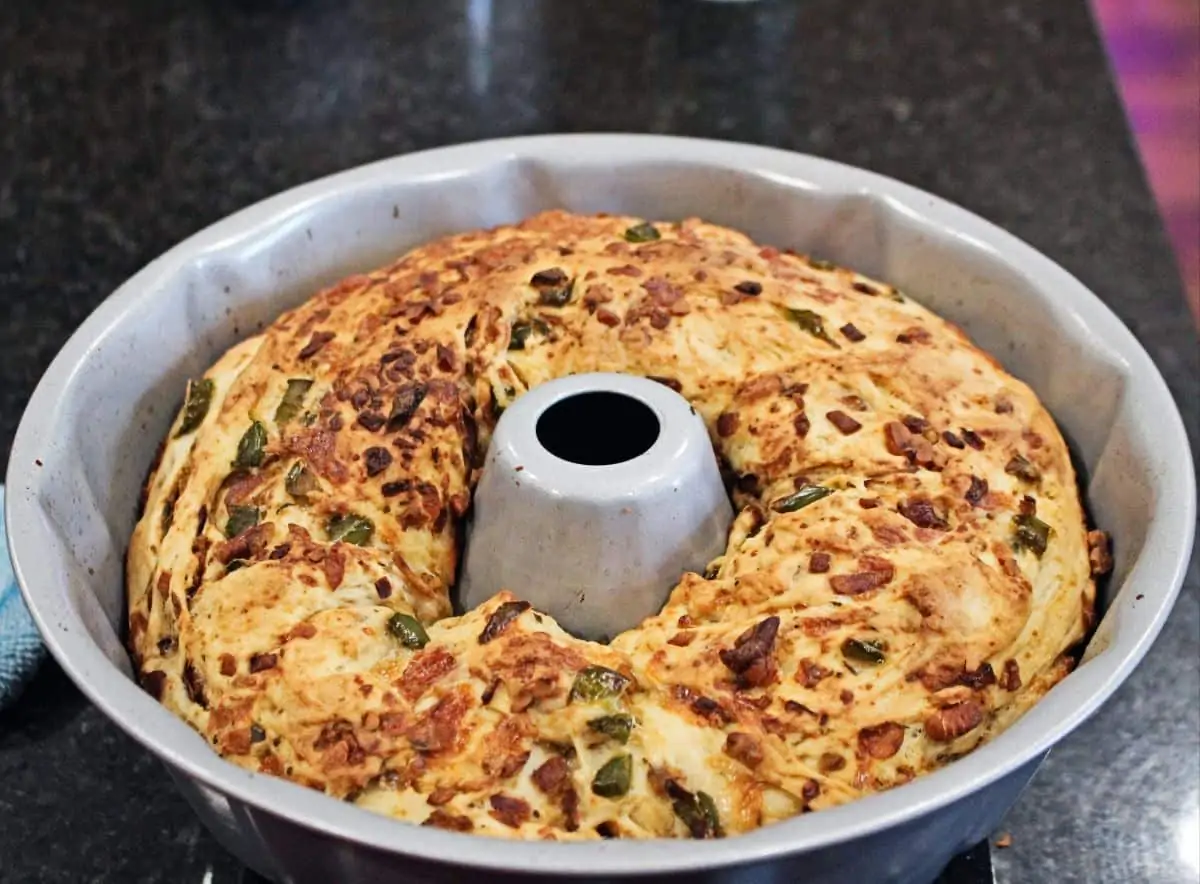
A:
[458,372,734,640]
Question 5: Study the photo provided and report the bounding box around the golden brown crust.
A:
[128,211,1094,840]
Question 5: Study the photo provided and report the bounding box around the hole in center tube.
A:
[536,392,660,466]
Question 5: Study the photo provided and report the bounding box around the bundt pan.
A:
[6,135,1195,883]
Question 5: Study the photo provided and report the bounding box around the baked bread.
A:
[127,211,1107,839]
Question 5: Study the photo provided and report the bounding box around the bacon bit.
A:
[606,264,643,277]
[435,344,457,372]
[925,700,984,742]
[895,326,931,344]
[901,415,930,435]
[839,689,855,705]
[381,479,410,497]
[870,523,909,546]
[480,677,501,706]
[830,557,895,595]
[734,280,762,296]
[819,753,846,773]
[596,308,621,327]
[426,786,456,806]
[809,552,832,573]
[399,648,458,700]
[219,654,237,677]
[268,542,291,560]
[141,670,167,699]
[312,719,365,768]
[839,323,866,342]
[965,475,989,506]
[483,719,531,779]
[1000,659,1022,691]
[690,695,732,723]
[958,663,997,690]
[364,446,393,477]
[942,430,965,449]
[794,412,811,438]
[423,809,473,831]
[182,661,207,706]
[668,632,696,647]
[852,281,877,295]
[215,523,272,564]
[298,331,335,360]
[479,600,531,644]
[858,722,905,759]
[960,428,985,450]
[802,780,821,802]
[532,755,571,794]
[884,421,913,456]
[283,428,348,485]
[287,622,318,641]
[1019,494,1038,516]
[719,616,780,688]
[489,794,532,829]
[859,497,881,509]
[356,411,386,432]
[223,729,252,755]
[796,658,831,688]
[827,410,862,435]
[717,412,739,437]
[407,689,470,754]
[249,653,277,673]
[259,753,284,776]
[649,310,670,330]
[724,732,764,768]
[323,545,346,590]
[583,283,614,309]
[1087,530,1113,575]
[897,496,949,530]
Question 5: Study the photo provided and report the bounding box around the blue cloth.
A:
[0,486,45,709]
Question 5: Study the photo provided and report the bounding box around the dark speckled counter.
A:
[0,1,1196,882]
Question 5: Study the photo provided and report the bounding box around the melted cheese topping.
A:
[127,211,1097,840]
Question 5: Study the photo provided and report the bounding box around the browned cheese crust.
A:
[127,211,1103,840]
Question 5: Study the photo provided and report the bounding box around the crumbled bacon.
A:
[1087,530,1113,575]
[214,523,272,564]
[795,658,831,688]
[423,809,473,831]
[298,331,335,360]
[897,496,949,530]
[717,412,740,437]
[965,475,988,505]
[1000,659,1022,691]
[488,794,532,829]
[924,701,984,742]
[399,648,457,700]
[723,732,764,768]
[719,616,780,688]
[840,323,866,342]
[808,552,831,574]
[826,410,862,435]
[858,722,905,759]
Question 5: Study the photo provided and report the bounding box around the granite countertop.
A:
[0,1,1196,882]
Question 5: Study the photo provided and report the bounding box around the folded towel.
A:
[0,486,45,709]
